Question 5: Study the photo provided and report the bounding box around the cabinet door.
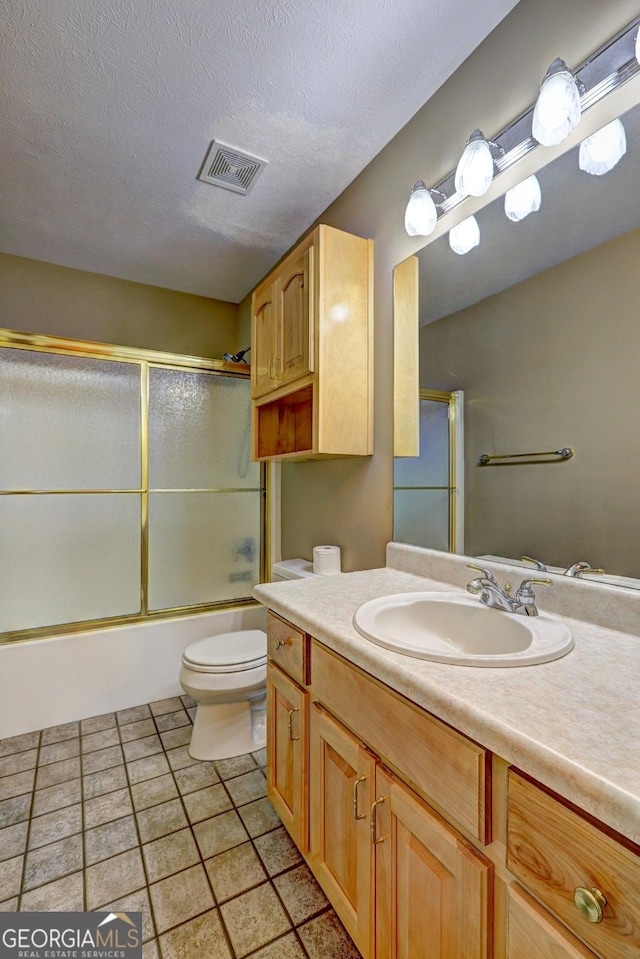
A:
[375,766,492,959]
[276,246,313,388]
[309,704,377,958]
[507,884,598,959]
[266,662,308,851]
[252,285,277,398]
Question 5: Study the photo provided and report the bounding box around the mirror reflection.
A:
[394,100,640,589]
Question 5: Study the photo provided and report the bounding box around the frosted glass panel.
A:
[0,494,141,632]
[394,400,449,487]
[0,350,141,490]
[149,370,258,489]
[148,492,260,610]
[393,490,450,551]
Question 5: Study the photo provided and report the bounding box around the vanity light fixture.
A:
[449,215,480,255]
[504,175,542,221]
[404,180,439,236]
[454,130,499,198]
[532,59,584,146]
[578,118,627,175]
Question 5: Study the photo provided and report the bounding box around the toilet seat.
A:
[182,629,267,674]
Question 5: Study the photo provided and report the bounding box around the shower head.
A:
[222,346,251,363]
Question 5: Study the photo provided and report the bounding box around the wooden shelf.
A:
[254,384,314,459]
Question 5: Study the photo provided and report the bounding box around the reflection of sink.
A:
[353,592,573,667]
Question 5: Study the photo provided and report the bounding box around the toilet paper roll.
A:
[313,545,342,575]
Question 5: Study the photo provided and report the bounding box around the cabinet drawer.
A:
[267,612,309,686]
[507,770,640,959]
[311,640,490,843]
[507,884,597,959]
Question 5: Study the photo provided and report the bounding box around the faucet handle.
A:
[519,577,553,589]
[521,555,548,571]
[466,563,498,583]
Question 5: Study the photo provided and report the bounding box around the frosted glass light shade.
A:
[449,215,480,255]
[532,60,582,146]
[636,26,640,65]
[504,175,542,221]
[404,180,438,236]
[454,131,494,197]
[579,118,626,176]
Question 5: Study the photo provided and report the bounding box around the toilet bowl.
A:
[180,558,318,761]
[179,629,268,761]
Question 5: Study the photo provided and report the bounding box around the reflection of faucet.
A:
[521,555,548,571]
[564,562,606,578]
[466,564,552,617]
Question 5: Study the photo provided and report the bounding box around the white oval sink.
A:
[353,592,573,667]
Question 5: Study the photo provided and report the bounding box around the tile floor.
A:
[0,696,362,959]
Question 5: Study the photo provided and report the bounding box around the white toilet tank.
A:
[272,558,317,581]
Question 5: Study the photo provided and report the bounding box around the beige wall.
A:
[0,254,239,359]
[420,226,640,577]
[268,0,640,572]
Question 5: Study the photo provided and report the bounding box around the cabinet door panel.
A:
[252,287,277,398]
[310,704,376,958]
[278,247,313,387]
[507,884,597,959]
[266,662,308,851]
[375,766,492,959]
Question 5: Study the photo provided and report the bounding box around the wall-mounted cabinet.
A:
[251,224,373,461]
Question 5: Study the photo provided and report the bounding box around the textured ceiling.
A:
[1,0,519,302]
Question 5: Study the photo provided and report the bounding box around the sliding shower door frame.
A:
[0,328,268,645]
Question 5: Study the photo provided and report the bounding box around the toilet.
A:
[180,558,317,761]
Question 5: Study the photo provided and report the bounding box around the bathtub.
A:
[0,604,266,740]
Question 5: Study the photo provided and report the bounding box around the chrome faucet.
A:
[521,554,548,571]
[564,561,605,578]
[466,564,552,616]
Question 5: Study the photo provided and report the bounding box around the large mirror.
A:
[394,98,640,589]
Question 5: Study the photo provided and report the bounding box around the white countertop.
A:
[254,546,640,844]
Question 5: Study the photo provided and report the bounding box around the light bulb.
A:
[404,180,438,236]
[454,130,494,198]
[532,59,582,146]
[579,118,626,176]
[449,216,480,255]
[504,175,542,222]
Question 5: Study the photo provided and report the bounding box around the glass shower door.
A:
[393,389,463,552]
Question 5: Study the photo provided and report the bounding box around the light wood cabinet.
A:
[251,224,373,460]
[252,282,278,397]
[507,770,640,959]
[507,884,598,959]
[266,611,639,959]
[309,705,377,957]
[266,662,308,852]
[375,765,492,959]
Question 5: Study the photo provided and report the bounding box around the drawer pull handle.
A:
[352,776,367,820]
[287,707,300,742]
[370,797,387,845]
[273,637,291,650]
[574,887,607,923]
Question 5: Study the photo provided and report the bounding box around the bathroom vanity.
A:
[253,545,640,959]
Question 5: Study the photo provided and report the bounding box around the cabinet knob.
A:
[273,637,290,650]
[574,887,606,923]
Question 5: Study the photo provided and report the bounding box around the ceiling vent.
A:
[197,140,267,195]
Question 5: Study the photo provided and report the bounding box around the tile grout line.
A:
[16,727,42,909]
